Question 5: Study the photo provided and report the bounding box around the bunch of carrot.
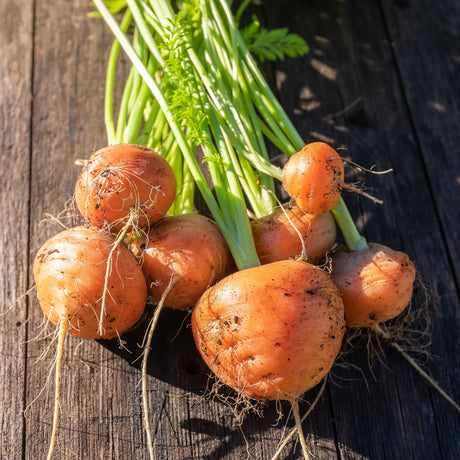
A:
[31,0,458,459]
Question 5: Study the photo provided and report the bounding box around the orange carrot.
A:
[33,225,147,459]
[282,142,344,215]
[330,243,460,412]
[191,259,345,402]
[330,243,416,328]
[75,143,177,233]
[139,213,231,309]
[251,203,336,265]
[33,226,147,338]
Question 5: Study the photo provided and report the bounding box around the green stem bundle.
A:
[93,0,367,266]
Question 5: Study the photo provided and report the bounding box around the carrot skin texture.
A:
[251,204,336,265]
[282,142,344,215]
[33,226,147,339]
[192,260,345,401]
[75,144,177,232]
[140,214,231,309]
[331,243,416,328]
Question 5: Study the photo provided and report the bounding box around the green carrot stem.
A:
[104,9,133,144]
[93,0,260,270]
[210,0,368,251]
[234,0,252,25]
[136,98,161,146]
[256,116,296,161]
[208,116,261,266]
[178,160,195,215]
[330,198,368,251]
[125,63,155,143]
[115,67,135,143]
[147,109,168,149]
[128,28,146,114]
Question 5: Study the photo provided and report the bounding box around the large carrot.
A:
[192,259,345,457]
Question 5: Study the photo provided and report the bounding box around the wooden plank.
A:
[334,1,460,458]
[381,0,460,286]
[0,0,33,458]
[1,0,456,459]
[378,0,460,456]
[264,0,460,459]
[23,1,151,458]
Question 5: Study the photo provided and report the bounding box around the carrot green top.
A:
[92,0,368,269]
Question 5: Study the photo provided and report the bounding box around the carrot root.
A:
[341,182,383,205]
[47,315,68,460]
[142,277,176,460]
[291,398,310,460]
[271,377,327,460]
[372,324,460,413]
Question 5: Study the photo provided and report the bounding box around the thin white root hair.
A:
[42,194,82,229]
[24,326,62,418]
[42,213,71,230]
[342,157,393,175]
[278,202,308,262]
[372,323,460,413]
[142,276,175,460]
[291,398,310,460]
[99,211,136,336]
[323,97,363,123]
[265,190,309,261]
[341,182,384,205]
[47,315,68,460]
[271,377,327,460]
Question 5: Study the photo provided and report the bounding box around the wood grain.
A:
[0,0,33,458]
[266,1,460,459]
[0,0,459,459]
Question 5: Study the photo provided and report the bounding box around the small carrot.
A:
[330,242,460,412]
[251,203,336,265]
[75,143,177,233]
[282,142,344,215]
[139,213,232,309]
[33,225,147,459]
[331,243,416,328]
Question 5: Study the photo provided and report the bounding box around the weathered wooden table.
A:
[1,0,459,459]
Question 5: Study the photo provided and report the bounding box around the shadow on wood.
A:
[97,304,210,394]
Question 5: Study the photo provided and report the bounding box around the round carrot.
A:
[33,225,148,459]
[331,243,416,328]
[75,143,177,233]
[33,226,147,339]
[191,259,345,402]
[139,213,231,309]
[251,203,336,265]
[282,142,344,215]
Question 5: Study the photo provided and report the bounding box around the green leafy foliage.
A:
[241,15,309,62]
[159,14,209,149]
[174,0,203,43]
